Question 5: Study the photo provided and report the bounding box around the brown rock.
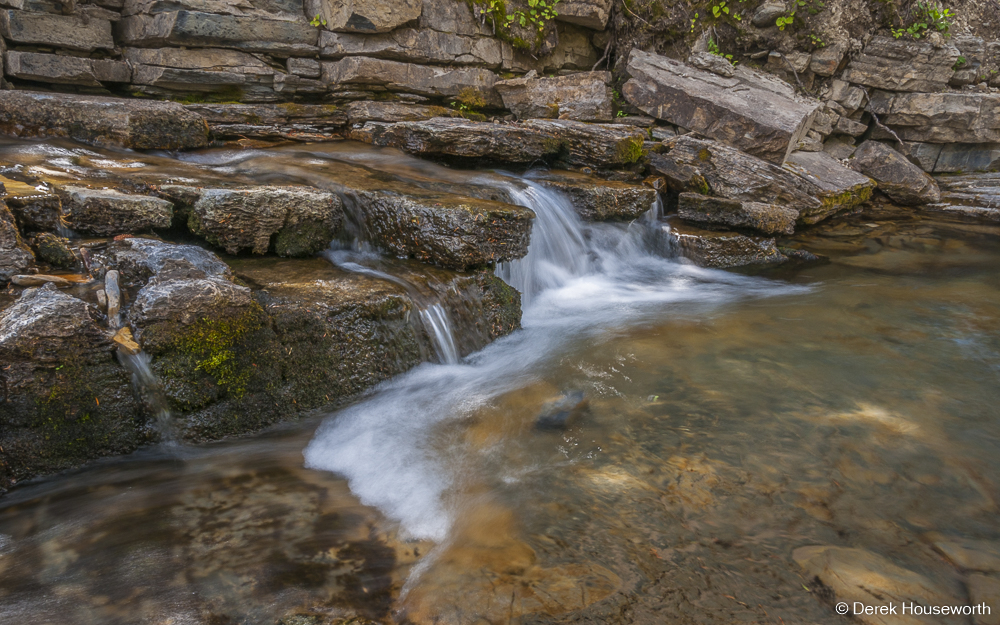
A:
[532,170,658,220]
[0,200,34,283]
[666,218,787,268]
[677,192,798,235]
[495,71,613,122]
[306,0,421,33]
[59,186,174,236]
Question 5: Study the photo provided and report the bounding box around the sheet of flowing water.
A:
[1,140,999,624]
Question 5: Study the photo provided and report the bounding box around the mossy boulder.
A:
[0,283,145,493]
[31,233,77,268]
[127,263,287,441]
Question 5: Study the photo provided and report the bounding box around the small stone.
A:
[809,43,846,76]
[112,327,141,356]
[751,1,786,27]
[687,51,735,77]
[10,274,76,287]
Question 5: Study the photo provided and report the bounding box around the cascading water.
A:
[303,174,804,543]
[418,304,459,365]
[118,350,177,443]
[495,181,589,306]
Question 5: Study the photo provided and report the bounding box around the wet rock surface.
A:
[59,186,174,236]
[677,192,798,235]
[666,218,787,268]
[0,200,34,283]
[0,283,144,492]
[531,170,657,221]
[163,185,343,256]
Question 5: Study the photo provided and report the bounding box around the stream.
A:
[1,143,999,624]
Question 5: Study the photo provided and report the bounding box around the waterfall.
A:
[418,304,459,365]
[495,181,589,306]
[118,350,177,444]
[324,250,462,366]
[304,170,804,543]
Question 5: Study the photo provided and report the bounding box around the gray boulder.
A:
[868,91,1000,144]
[0,284,143,492]
[349,117,649,169]
[306,0,421,33]
[850,141,941,205]
[0,9,114,52]
[0,91,210,150]
[117,11,319,56]
[0,200,34,283]
[841,35,959,92]
[158,185,343,257]
[677,192,798,235]
[667,219,787,268]
[495,71,613,121]
[323,56,501,106]
[623,49,820,164]
[5,51,131,87]
[751,1,785,27]
[319,29,504,67]
[554,0,612,30]
[58,186,174,236]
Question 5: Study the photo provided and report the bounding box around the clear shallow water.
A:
[1,141,999,624]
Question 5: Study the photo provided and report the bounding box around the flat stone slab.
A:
[652,135,873,225]
[868,91,1000,144]
[555,0,612,29]
[319,29,504,67]
[185,102,348,140]
[159,185,343,256]
[842,35,959,92]
[677,192,798,235]
[783,150,876,223]
[666,218,786,268]
[349,117,649,169]
[0,9,114,52]
[850,141,940,205]
[496,71,613,122]
[117,11,319,56]
[0,91,210,150]
[58,186,174,236]
[530,170,657,220]
[322,56,501,106]
[5,51,131,87]
[343,101,464,124]
[623,49,821,164]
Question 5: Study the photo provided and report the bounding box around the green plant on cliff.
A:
[891,1,953,38]
[707,37,737,64]
[309,13,327,26]
[467,0,559,50]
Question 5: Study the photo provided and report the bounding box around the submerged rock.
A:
[850,141,941,205]
[349,117,649,169]
[622,50,820,164]
[0,200,34,283]
[0,284,144,493]
[666,219,787,268]
[535,390,588,430]
[59,186,174,236]
[793,546,959,625]
[0,91,210,150]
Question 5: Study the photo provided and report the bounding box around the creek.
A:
[1,143,999,624]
